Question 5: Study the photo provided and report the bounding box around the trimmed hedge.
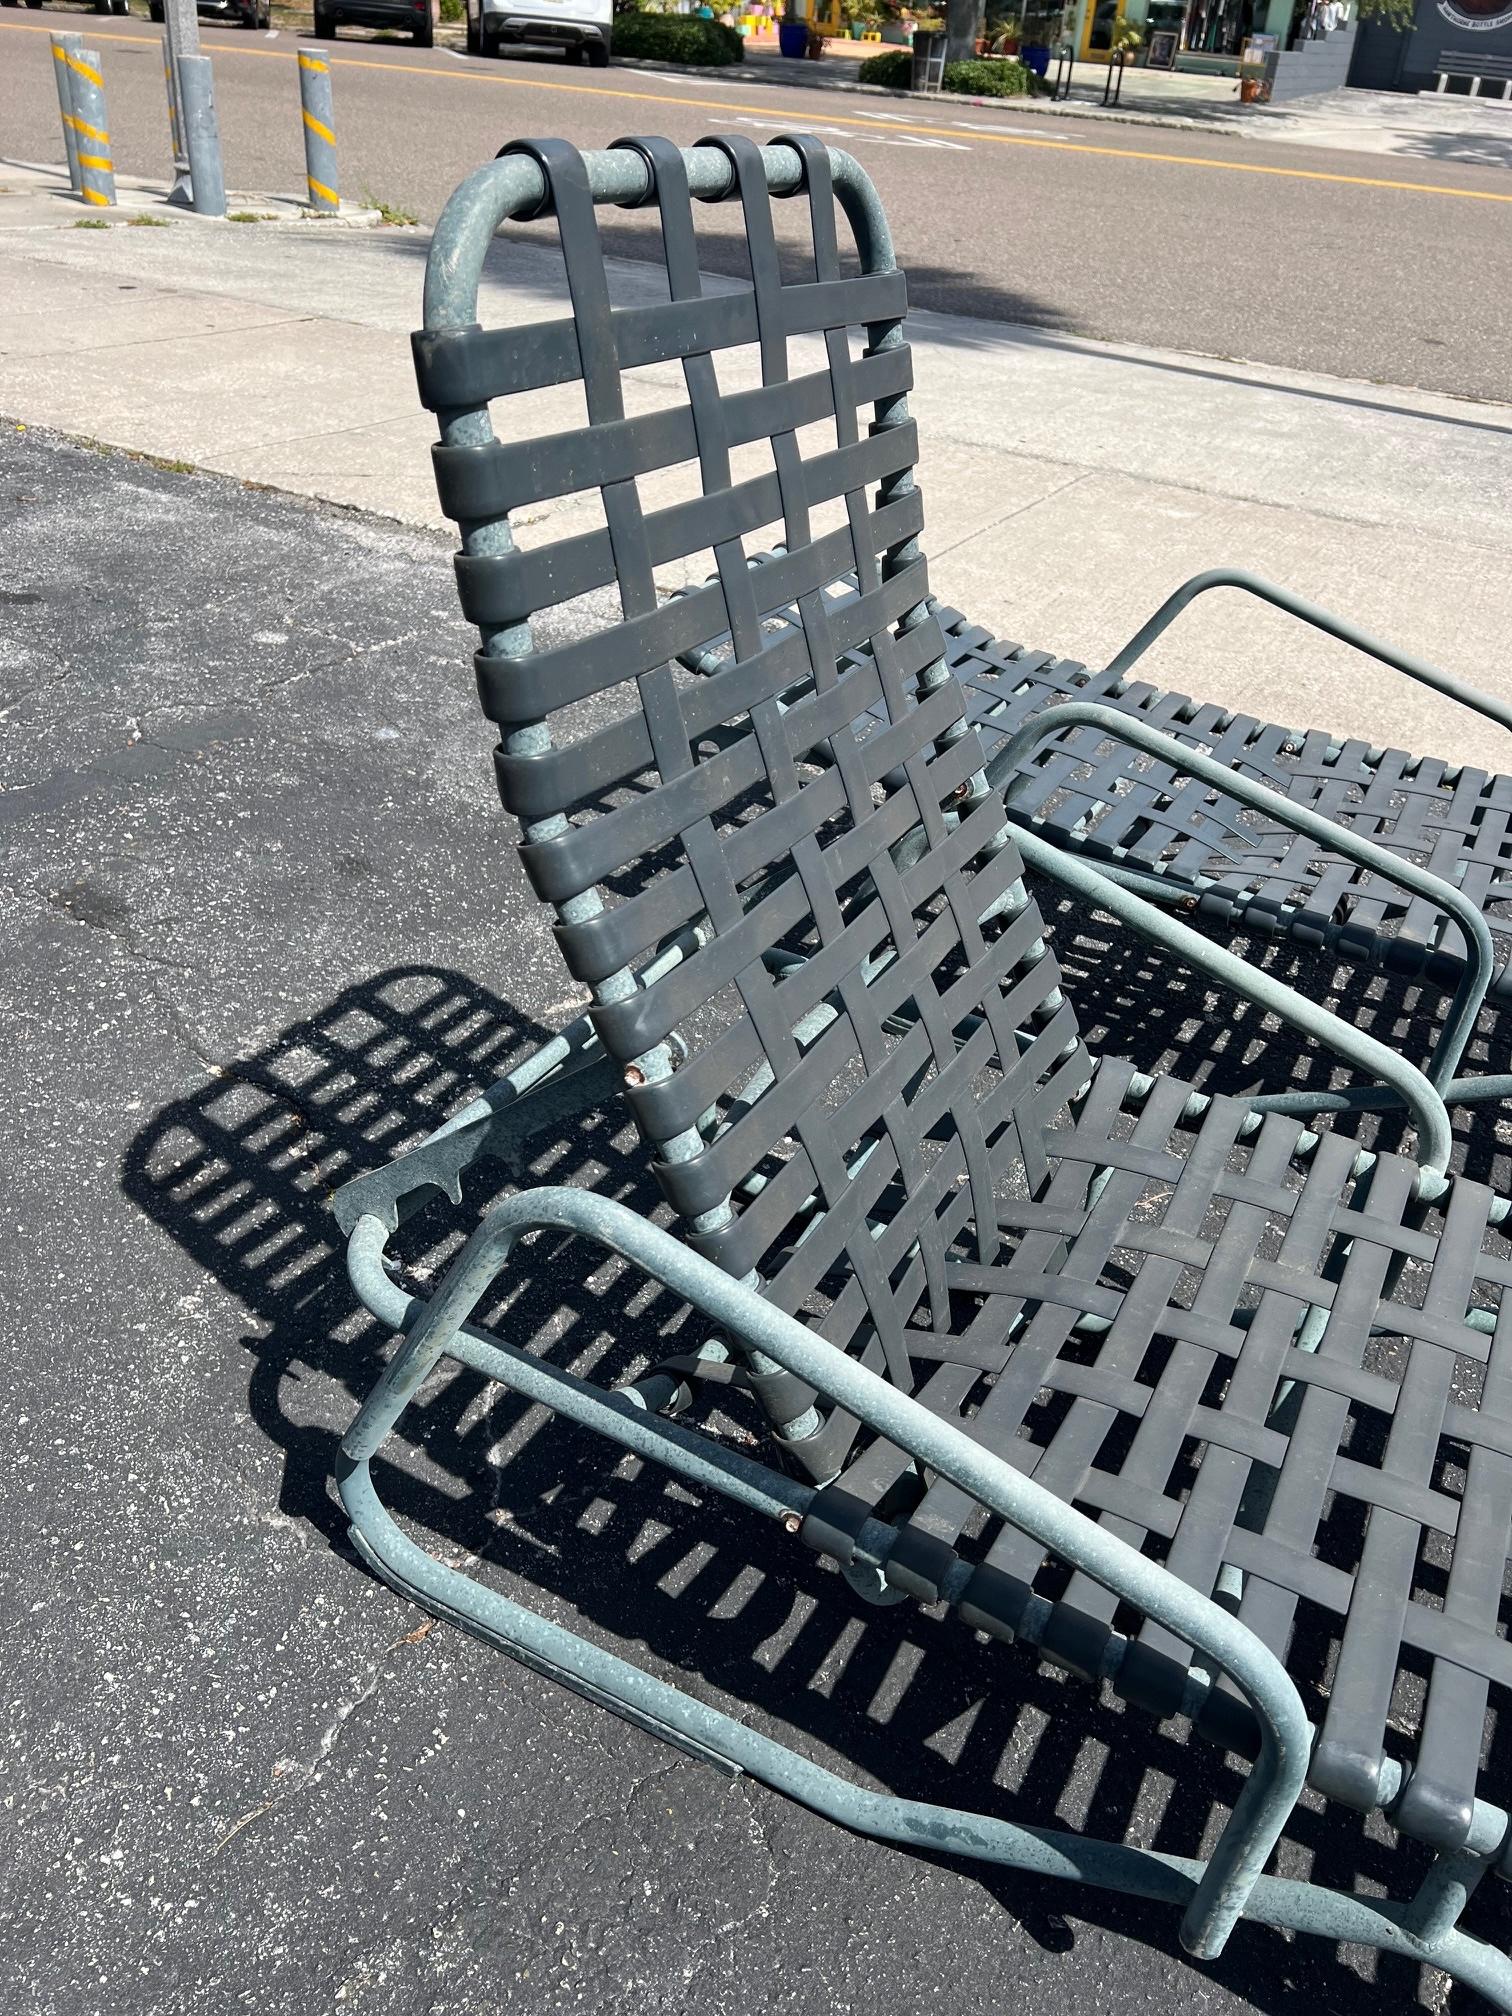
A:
[857,47,911,83]
[944,55,1031,94]
[857,47,1030,95]
[612,13,744,62]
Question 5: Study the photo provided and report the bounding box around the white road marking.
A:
[715,111,970,151]
[951,119,1045,136]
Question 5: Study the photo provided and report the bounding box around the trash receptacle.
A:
[910,26,947,90]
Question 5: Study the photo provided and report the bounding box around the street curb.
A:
[0,160,388,230]
[609,54,1262,137]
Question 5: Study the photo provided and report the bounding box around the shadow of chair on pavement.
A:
[120,960,1508,2014]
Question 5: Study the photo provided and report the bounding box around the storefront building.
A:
[1076,0,1348,71]
[1349,0,1512,90]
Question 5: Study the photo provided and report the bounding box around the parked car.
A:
[0,0,131,12]
[311,0,440,43]
[146,0,271,26]
[465,0,611,63]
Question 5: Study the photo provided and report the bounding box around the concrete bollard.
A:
[297,48,340,214]
[162,0,224,217]
[50,35,84,196]
[177,53,227,217]
[62,44,116,210]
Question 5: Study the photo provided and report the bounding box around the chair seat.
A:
[702,578,1512,989]
[932,607,1512,992]
[801,1054,1512,1856]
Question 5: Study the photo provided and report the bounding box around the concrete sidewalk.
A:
[5,153,1512,778]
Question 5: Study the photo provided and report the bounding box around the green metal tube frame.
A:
[998,699,1496,1165]
[1106,566,1512,739]
[1088,568,1512,1107]
[344,1185,1313,1958]
[338,1184,1512,2006]
[1014,823,1450,1185]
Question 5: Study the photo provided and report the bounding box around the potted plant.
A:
[778,0,810,54]
[1108,15,1141,56]
[1019,0,1055,71]
[989,8,1021,52]
[806,14,826,51]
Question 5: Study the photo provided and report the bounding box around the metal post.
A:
[63,45,116,210]
[177,55,227,218]
[161,35,192,208]
[297,48,340,213]
[50,34,83,195]
[161,0,200,77]
[162,0,224,217]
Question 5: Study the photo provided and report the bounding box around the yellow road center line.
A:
[301,109,336,144]
[10,18,1512,206]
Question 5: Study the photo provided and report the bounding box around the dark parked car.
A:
[312,0,440,43]
[146,0,271,27]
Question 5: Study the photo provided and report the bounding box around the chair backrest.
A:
[414,134,1092,1435]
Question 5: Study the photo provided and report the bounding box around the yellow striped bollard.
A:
[50,34,83,194]
[54,37,116,208]
[297,48,340,215]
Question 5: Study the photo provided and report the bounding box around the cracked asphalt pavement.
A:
[5,425,1506,2014]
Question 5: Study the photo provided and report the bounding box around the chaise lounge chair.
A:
[331,135,1512,2008]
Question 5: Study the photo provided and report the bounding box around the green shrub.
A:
[439,0,463,18]
[942,55,1030,93]
[857,46,911,83]
[857,46,1029,92]
[612,13,743,62]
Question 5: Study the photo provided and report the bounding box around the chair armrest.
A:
[343,1183,1313,1962]
[995,699,1494,1177]
[1104,566,1512,740]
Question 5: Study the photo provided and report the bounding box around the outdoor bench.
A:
[1434,50,1512,98]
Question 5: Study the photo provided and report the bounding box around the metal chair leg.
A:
[337,1188,1512,2011]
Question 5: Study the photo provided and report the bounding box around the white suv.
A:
[465,0,612,62]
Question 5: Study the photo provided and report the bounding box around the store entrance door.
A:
[1080,0,1126,58]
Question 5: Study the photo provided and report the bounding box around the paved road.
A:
[5,9,1512,399]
